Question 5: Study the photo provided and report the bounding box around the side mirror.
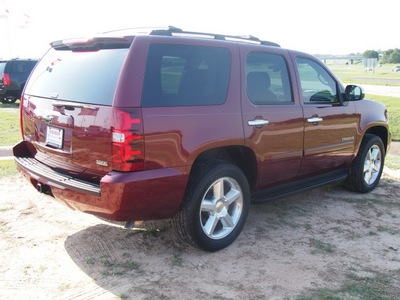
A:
[345,85,365,101]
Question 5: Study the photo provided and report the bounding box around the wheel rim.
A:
[363,145,382,185]
[199,177,243,240]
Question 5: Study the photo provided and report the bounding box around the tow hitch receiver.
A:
[37,182,53,196]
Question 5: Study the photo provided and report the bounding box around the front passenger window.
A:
[296,57,338,104]
[246,52,293,105]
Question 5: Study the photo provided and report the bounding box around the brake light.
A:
[112,108,144,171]
[3,73,10,85]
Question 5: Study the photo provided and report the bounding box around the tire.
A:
[173,161,250,251]
[345,134,385,193]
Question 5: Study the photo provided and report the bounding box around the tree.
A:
[388,49,400,64]
[363,50,379,60]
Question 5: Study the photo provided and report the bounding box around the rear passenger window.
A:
[246,52,292,105]
[142,44,231,107]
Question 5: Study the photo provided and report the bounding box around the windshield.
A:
[25,48,128,105]
[0,62,5,78]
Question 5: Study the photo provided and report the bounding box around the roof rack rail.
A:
[149,26,280,47]
[100,26,280,47]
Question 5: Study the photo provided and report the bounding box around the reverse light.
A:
[112,108,144,172]
[3,73,10,85]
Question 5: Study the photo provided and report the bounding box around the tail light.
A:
[3,73,10,85]
[112,108,144,171]
[20,93,25,138]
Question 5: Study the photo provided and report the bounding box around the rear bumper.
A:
[0,86,20,97]
[13,141,189,221]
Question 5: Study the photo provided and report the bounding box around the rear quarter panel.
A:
[128,37,244,169]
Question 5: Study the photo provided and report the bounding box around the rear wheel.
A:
[345,134,385,193]
[173,161,250,251]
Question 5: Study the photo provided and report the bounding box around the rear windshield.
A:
[5,60,37,73]
[25,48,128,105]
[142,44,231,107]
[0,62,5,78]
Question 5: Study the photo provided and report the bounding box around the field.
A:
[0,170,399,299]
[328,61,400,86]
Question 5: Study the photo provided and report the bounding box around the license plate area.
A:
[46,126,64,149]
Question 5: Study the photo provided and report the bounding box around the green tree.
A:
[381,48,400,64]
[363,50,379,60]
[389,49,400,63]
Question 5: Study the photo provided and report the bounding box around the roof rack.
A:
[150,26,280,47]
[102,26,280,47]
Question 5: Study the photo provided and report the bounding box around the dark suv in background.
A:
[0,59,38,104]
[14,27,391,251]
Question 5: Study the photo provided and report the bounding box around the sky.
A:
[0,0,398,59]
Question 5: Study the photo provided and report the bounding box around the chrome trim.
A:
[307,117,323,123]
[248,119,269,126]
[42,115,54,123]
[52,102,99,110]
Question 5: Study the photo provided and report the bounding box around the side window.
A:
[296,57,338,104]
[142,44,231,107]
[246,52,293,105]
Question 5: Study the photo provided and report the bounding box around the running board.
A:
[251,169,348,204]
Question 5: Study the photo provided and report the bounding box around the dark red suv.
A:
[14,27,391,251]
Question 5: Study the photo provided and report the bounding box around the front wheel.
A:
[345,134,385,193]
[173,161,250,251]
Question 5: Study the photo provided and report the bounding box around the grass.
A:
[309,238,335,254]
[328,63,400,86]
[0,100,20,109]
[0,160,18,177]
[296,269,400,300]
[95,254,141,278]
[0,110,20,146]
[366,94,400,141]
[386,154,400,170]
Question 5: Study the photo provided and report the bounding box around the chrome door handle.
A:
[248,119,269,126]
[307,117,323,123]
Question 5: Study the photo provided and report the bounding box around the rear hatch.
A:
[21,37,131,182]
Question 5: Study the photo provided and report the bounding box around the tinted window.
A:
[4,61,37,83]
[142,44,231,107]
[296,57,338,104]
[0,62,5,75]
[5,61,36,73]
[24,48,128,105]
[246,52,292,104]
[0,62,5,83]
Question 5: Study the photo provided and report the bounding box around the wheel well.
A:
[365,126,389,153]
[192,146,257,192]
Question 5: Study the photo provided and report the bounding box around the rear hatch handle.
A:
[52,101,99,111]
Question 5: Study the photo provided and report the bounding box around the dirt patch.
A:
[1,170,399,299]
[389,141,400,156]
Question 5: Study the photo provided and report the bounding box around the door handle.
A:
[248,119,269,126]
[307,117,323,123]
